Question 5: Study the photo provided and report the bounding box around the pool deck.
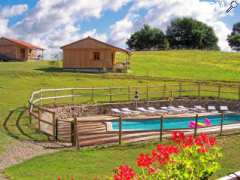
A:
[55,112,240,147]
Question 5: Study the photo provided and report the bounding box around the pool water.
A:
[112,114,240,131]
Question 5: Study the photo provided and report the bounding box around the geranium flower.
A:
[114,165,136,180]
[137,153,153,168]
[171,131,185,144]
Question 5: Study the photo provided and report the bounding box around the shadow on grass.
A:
[35,67,109,74]
[2,107,48,142]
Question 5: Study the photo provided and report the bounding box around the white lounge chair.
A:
[219,106,232,113]
[208,106,218,113]
[193,105,206,113]
[111,108,130,116]
[148,107,168,113]
[121,108,140,115]
[168,106,183,113]
[137,107,155,114]
[177,106,189,113]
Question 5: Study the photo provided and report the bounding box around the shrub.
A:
[112,132,222,180]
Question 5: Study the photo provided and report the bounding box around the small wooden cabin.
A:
[0,37,44,61]
[61,36,131,72]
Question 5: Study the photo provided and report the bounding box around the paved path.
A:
[0,140,71,179]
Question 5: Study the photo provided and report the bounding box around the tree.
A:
[127,25,168,50]
[227,22,240,51]
[166,18,219,50]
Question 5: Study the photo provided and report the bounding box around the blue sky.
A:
[0,0,239,58]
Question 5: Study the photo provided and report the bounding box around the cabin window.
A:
[93,52,100,61]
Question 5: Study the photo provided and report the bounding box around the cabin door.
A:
[20,48,26,60]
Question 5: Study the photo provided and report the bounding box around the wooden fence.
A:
[28,82,240,146]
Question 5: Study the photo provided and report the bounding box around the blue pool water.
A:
[112,114,240,131]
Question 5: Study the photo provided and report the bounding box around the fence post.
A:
[71,89,74,104]
[128,86,131,101]
[163,84,166,97]
[197,83,201,98]
[146,85,149,101]
[91,87,94,102]
[74,117,79,149]
[52,112,57,141]
[179,83,182,97]
[220,113,224,136]
[71,120,76,147]
[238,86,240,101]
[38,107,41,130]
[194,114,199,137]
[160,116,163,142]
[119,115,122,145]
[28,103,32,124]
[109,87,112,103]
[218,84,221,99]
[40,89,43,106]
[54,90,57,105]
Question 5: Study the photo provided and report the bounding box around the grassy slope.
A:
[0,50,240,178]
[5,134,240,180]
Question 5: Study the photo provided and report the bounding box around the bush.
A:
[112,132,222,180]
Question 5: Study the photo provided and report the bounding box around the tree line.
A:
[127,17,240,51]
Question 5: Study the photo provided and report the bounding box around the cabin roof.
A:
[1,37,44,50]
[61,36,131,54]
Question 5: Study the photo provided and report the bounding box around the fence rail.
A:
[28,82,240,147]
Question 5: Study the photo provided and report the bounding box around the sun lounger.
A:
[111,108,131,116]
[177,106,189,112]
[168,106,183,113]
[137,107,155,114]
[219,106,232,113]
[208,106,218,113]
[193,105,206,113]
[148,107,168,113]
[121,108,140,115]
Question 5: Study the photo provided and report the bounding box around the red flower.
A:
[171,131,185,144]
[198,147,208,153]
[183,135,194,148]
[137,153,153,168]
[208,136,216,146]
[114,165,136,180]
[147,167,156,175]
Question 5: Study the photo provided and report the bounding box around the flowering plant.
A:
[113,132,222,180]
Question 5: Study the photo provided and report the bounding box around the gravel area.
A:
[0,140,72,179]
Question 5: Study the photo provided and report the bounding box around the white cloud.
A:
[0,4,28,36]
[9,0,131,59]
[110,0,232,51]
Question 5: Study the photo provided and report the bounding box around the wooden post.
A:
[74,117,79,149]
[194,114,199,137]
[71,89,74,104]
[40,89,43,106]
[118,115,122,145]
[54,90,57,105]
[238,86,240,101]
[38,107,41,130]
[146,85,149,101]
[71,120,76,147]
[197,83,201,98]
[109,87,112,103]
[220,113,224,136]
[218,84,221,99]
[160,116,163,142]
[52,112,57,141]
[128,86,131,101]
[91,87,94,102]
[28,103,32,124]
[179,83,182,97]
[163,84,166,97]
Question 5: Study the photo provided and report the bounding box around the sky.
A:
[0,0,239,59]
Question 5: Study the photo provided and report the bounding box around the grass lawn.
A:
[4,134,240,180]
[0,50,240,178]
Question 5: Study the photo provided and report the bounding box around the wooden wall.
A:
[62,38,116,69]
[0,38,18,60]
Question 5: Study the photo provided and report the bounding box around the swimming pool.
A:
[111,114,240,131]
